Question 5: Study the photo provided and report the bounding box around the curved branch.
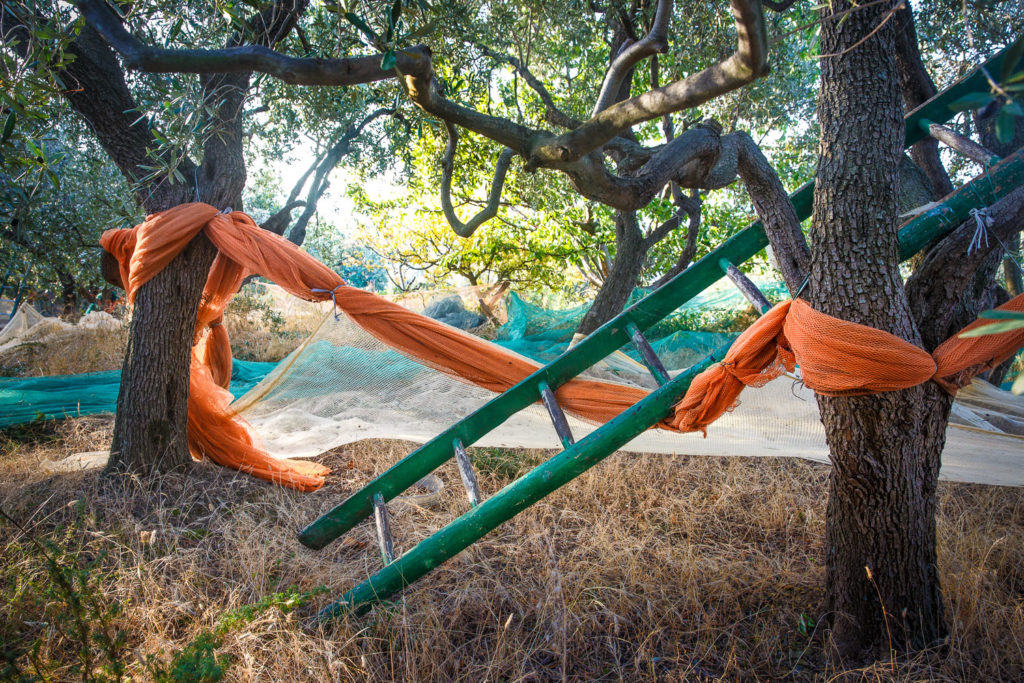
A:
[286,107,395,245]
[553,125,722,210]
[651,187,703,288]
[399,0,766,169]
[77,0,768,212]
[260,200,306,235]
[440,122,515,237]
[733,131,809,291]
[75,0,416,86]
[474,42,580,130]
[592,0,673,116]
[523,0,768,166]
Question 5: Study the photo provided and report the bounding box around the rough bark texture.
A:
[576,212,647,336]
[893,3,952,200]
[811,1,946,658]
[108,235,218,473]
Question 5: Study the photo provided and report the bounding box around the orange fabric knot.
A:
[666,300,795,434]
[783,299,936,396]
[667,294,1024,435]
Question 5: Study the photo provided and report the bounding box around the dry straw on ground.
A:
[2,416,1023,682]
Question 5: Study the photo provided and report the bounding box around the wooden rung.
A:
[718,258,772,314]
[625,322,671,386]
[372,492,395,565]
[452,438,482,507]
[538,380,575,448]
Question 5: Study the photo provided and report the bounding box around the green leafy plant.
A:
[949,34,1024,143]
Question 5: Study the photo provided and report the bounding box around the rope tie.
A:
[311,284,345,319]
[968,207,993,254]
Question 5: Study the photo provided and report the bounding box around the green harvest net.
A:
[0,359,274,428]
[494,280,790,367]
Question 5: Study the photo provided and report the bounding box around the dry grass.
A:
[0,287,319,378]
[0,326,129,376]
[2,419,1023,682]
[224,284,328,363]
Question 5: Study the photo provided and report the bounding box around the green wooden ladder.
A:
[299,43,1024,618]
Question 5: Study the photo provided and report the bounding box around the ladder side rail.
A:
[320,348,725,618]
[299,147,1024,552]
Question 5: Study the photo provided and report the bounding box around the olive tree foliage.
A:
[0,44,139,313]
[338,0,823,327]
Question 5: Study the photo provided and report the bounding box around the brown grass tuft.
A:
[2,421,1023,681]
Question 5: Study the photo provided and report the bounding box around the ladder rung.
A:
[452,438,482,507]
[372,492,395,565]
[718,258,772,314]
[538,380,575,448]
[625,322,671,386]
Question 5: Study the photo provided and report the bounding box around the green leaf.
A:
[948,92,996,112]
[1012,372,1024,395]
[391,0,403,27]
[381,49,397,71]
[166,17,184,45]
[979,309,1024,320]
[959,318,1024,337]
[387,0,402,41]
[1001,34,1024,83]
[995,106,1017,144]
[344,12,378,42]
[404,18,437,40]
[1,111,15,144]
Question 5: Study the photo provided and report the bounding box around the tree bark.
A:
[811,1,946,659]
[893,3,953,200]
[107,235,218,474]
[55,14,257,476]
[575,212,647,336]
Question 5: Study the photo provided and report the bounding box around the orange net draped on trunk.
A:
[101,204,1024,491]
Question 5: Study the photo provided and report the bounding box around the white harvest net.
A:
[232,292,1024,488]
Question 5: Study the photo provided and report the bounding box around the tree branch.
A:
[893,3,953,199]
[285,107,395,245]
[399,0,767,169]
[592,0,673,116]
[440,121,515,237]
[926,122,999,166]
[906,184,1024,349]
[734,131,809,291]
[474,42,581,130]
[75,0,416,86]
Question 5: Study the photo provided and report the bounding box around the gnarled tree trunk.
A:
[811,1,946,658]
[576,211,647,336]
[107,236,218,474]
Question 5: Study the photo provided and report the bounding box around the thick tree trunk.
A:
[812,2,946,659]
[576,211,647,336]
[107,235,218,474]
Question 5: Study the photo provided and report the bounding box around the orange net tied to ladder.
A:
[101,204,1024,491]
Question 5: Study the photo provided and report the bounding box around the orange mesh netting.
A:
[101,204,1024,490]
[666,296,1024,433]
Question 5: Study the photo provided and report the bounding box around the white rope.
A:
[967,207,993,254]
